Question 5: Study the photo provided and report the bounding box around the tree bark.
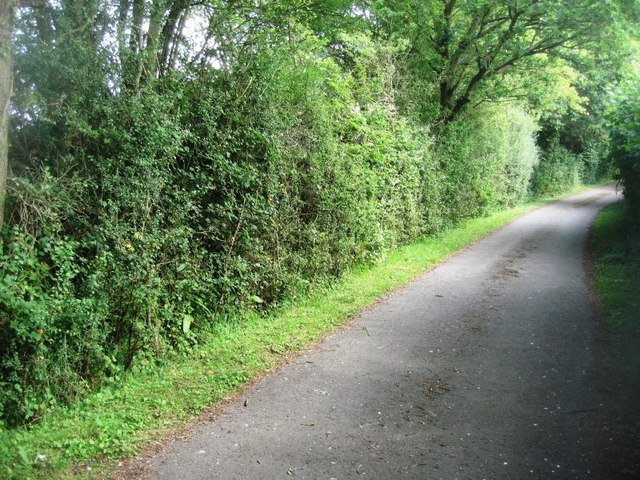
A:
[0,0,46,230]
[0,0,15,231]
[160,1,188,76]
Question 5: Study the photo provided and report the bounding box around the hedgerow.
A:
[0,19,611,430]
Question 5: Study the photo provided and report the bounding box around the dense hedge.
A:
[436,105,539,223]
[530,131,612,198]
[0,27,610,428]
[608,77,640,222]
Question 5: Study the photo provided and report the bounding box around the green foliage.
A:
[531,139,584,197]
[591,201,640,472]
[371,0,624,123]
[593,201,640,328]
[531,104,613,197]
[3,22,445,427]
[435,105,539,223]
[0,169,111,427]
[532,49,616,194]
[2,88,209,426]
[607,66,640,222]
[1,0,624,434]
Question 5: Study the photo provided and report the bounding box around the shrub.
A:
[608,75,640,223]
[531,138,583,196]
[1,28,441,427]
[434,105,539,224]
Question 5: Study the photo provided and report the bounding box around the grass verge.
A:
[0,187,596,479]
[591,200,640,470]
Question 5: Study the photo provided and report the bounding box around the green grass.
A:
[592,202,640,390]
[591,200,640,448]
[0,188,595,479]
[592,202,640,332]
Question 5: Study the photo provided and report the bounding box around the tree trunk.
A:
[0,0,15,231]
[160,1,185,76]
[0,0,46,230]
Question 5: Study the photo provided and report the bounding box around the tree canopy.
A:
[368,0,631,123]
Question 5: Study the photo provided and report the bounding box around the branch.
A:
[443,0,457,18]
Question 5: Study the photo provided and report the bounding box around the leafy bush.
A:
[0,21,584,429]
[608,75,640,223]
[0,182,109,426]
[530,139,583,196]
[1,27,442,427]
[434,105,539,224]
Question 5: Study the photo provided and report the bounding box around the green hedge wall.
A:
[1,32,546,427]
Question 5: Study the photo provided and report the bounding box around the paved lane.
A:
[141,185,620,480]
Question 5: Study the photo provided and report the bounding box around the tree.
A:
[0,1,14,231]
[0,0,46,231]
[372,0,619,123]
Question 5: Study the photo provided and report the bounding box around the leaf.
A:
[249,295,264,304]
[182,314,193,334]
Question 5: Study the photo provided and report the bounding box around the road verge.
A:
[590,200,640,476]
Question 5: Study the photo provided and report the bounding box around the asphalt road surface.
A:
[137,185,623,479]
